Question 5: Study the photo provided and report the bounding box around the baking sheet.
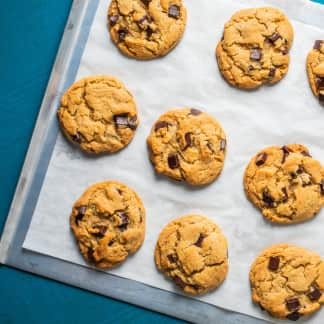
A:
[23,0,324,322]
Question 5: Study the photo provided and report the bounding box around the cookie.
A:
[244,144,324,224]
[147,108,227,186]
[57,76,139,154]
[155,214,228,295]
[107,0,187,59]
[70,181,145,269]
[306,40,324,104]
[216,7,294,89]
[250,244,324,321]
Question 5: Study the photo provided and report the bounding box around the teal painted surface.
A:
[0,0,323,323]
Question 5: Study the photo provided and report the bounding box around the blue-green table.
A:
[0,1,323,323]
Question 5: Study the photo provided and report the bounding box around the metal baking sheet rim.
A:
[1,0,323,322]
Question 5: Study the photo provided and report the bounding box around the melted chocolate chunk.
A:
[282,47,289,55]
[71,132,82,143]
[184,132,192,147]
[117,28,128,41]
[173,276,186,288]
[92,225,108,238]
[155,121,169,131]
[146,26,153,38]
[190,108,202,116]
[108,240,114,246]
[141,0,151,5]
[220,139,226,151]
[307,285,322,301]
[75,206,87,225]
[301,151,311,157]
[282,187,288,202]
[281,146,291,164]
[268,32,280,43]
[109,14,119,26]
[269,68,276,78]
[168,154,179,169]
[250,48,262,61]
[167,254,176,263]
[316,77,324,90]
[195,233,205,247]
[314,40,323,50]
[255,152,267,166]
[87,248,95,263]
[168,5,180,19]
[263,190,275,207]
[118,212,129,231]
[286,297,300,311]
[268,256,280,271]
[286,312,301,321]
[137,15,151,25]
[320,180,324,195]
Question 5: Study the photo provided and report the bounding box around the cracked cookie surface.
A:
[155,214,228,295]
[244,144,324,224]
[70,181,145,269]
[307,40,324,104]
[57,76,139,154]
[147,108,227,186]
[250,244,324,320]
[107,0,187,59]
[216,7,293,89]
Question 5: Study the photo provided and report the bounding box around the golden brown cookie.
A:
[307,40,324,104]
[216,7,294,89]
[107,0,187,59]
[70,181,145,269]
[57,76,139,154]
[155,214,228,295]
[147,108,227,186]
[250,244,324,321]
[244,144,324,224]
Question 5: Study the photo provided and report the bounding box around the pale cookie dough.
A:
[307,40,324,104]
[155,214,228,295]
[57,76,139,154]
[108,0,187,59]
[147,108,227,186]
[70,181,145,269]
[244,144,324,224]
[250,244,324,321]
[216,7,294,89]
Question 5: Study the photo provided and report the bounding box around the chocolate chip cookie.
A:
[155,214,228,295]
[216,7,294,89]
[147,108,227,186]
[250,244,324,321]
[70,181,145,269]
[244,144,324,224]
[57,76,139,154]
[107,0,187,59]
[307,40,324,104]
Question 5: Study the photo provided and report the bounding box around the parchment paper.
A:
[23,0,324,322]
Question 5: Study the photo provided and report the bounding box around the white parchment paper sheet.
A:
[24,0,324,322]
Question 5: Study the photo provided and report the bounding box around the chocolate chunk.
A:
[195,233,205,247]
[263,190,275,207]
[190,108,202,116]
[87,248,95,263]
[128,115,137,130]
[71,132,82,143]
[290,172,297,179]
[286,297,300,311]
[282,187,288,201]
[184,132,192,147]
[141,0,151,5]
[167,254,176,263]
[314,40,323,50]
[118,212,129,231]
[269,68,276,78]
[117,28,128,41]
[220,139,226,151]
[307,285,322,301]
[301,151,311,157]
[146,26,153,38]
[155,121,169,131]
[296,166,304,174]
[320,180,324,195]
[109,14,119,26]
[250,48,262,61]
[282,47,289,55]
[168,5,180,19]
[319,92,324,104]
[281,146,291,164]
[114,114,129,126]
[168,154,179,169]
[248,65,255,72]
[137,15,150,25]
[108,240,114,246]
[75,206,87,225]
[93,225,108,238]
[255,152,267,166]
[173,276,186,288]
[316,77,324,90]
[286,312,301,321]
[268,32,280,43]
[268,256,280,271]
